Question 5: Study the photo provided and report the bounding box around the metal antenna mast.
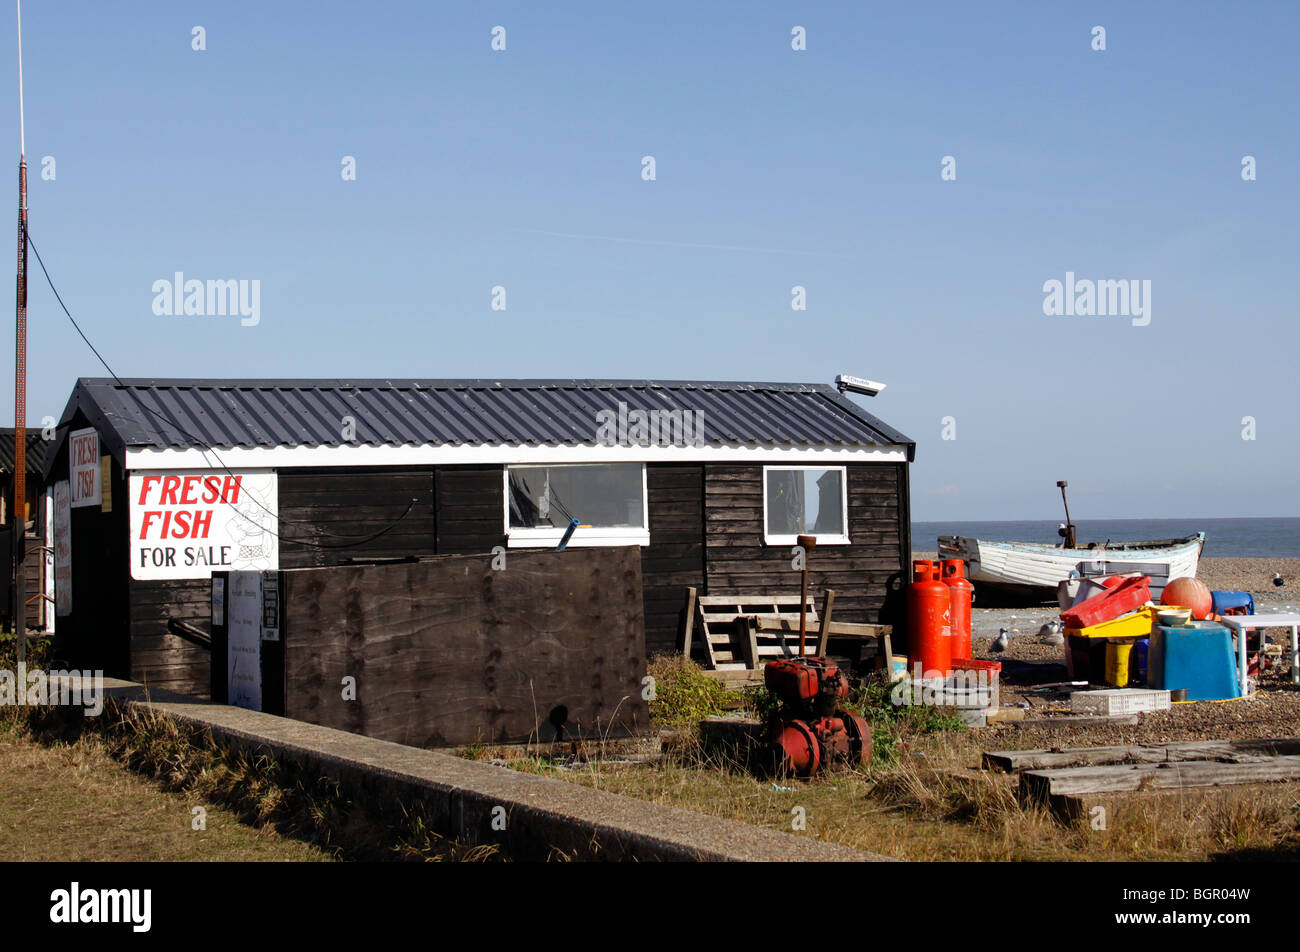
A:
[12,0,27,660]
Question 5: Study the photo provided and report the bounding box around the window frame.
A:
[761,464,851,546]
[502,462,650,549]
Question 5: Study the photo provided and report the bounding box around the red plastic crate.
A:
[1060,576,1151,629]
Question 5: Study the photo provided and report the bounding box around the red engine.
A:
[763,657,871,777]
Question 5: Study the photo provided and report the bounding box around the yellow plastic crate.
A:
[1064,605,1158,641]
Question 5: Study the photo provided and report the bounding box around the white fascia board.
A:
[124,442,909,471]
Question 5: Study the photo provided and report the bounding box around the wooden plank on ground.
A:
[1020,755,1300,804]
[985,737,1300,773]
[1003,715,1140,730]
[1053,782,1300,822]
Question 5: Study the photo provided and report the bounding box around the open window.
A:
[505,463,649,548]
[762,466,849,545]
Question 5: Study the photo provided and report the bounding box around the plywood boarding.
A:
[282,546,648,747]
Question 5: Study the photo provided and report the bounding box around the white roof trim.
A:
[124,442,908,471]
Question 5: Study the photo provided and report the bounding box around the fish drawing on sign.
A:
[228,495,273,570]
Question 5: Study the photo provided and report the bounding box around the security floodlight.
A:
[835,374,887,397]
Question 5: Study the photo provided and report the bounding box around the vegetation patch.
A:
[845,676,968,766]
[646,653,740,726]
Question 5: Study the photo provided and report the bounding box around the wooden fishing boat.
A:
[937,532,1206,603]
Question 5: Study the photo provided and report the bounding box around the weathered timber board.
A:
[1020,755,1300,802]
[986,737,1300,773]
[1001,715,1140,730]
[282,546,648,747]
[1053,783,1300,822]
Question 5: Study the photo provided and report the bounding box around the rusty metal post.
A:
[12,2,26,658]
[1057,480,1076,550]
[11,159,24,658]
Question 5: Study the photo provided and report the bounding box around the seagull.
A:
[1037,620,1064,645]
[1274,573,1285,588]
[990,627,1010,653]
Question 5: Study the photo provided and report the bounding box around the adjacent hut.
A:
[43,377,915,696]
[1,427,51,631]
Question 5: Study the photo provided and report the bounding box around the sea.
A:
[912,517,1300,558]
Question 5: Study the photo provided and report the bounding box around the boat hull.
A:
[937,533,1206,604]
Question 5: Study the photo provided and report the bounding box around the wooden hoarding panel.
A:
[283,547,647,746]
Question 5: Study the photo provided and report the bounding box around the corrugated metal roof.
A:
[0,428,49,476]
[63,377,915,455]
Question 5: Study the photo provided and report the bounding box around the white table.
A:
[1218,614,1300,698]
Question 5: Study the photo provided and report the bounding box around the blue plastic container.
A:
[1149,623,1240,701]
[1134,638,1149,686]
[1211,590,1255,615]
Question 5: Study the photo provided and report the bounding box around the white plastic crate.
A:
[1069,688,1171,716]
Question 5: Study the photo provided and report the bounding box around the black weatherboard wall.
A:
[45,412,131,679]
[705,463,910,632]
[277,468,437,567]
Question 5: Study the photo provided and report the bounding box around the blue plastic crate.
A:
[1149,623,1240,701]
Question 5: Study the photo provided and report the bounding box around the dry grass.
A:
[0,720,332,862]
[514,723,1300,861]
[2,697,504,862]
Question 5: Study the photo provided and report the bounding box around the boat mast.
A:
[1057,480,1076,549]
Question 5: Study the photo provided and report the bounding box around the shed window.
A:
[505,463,649,547]
[762,466,849,545]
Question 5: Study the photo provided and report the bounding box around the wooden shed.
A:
[43,377,915,697]
[1,427,52,631]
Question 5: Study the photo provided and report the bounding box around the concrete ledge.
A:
[102,680,892,862]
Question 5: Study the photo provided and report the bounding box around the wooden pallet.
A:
[680,587,892,678]
[682,590,819,671]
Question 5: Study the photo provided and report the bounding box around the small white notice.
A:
[227,571,262,711]
[53,481,72,615]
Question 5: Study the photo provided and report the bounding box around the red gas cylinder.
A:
[940,559,974,661]
[907,560,952,678]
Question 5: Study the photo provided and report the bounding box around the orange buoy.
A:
[940,559,974,661]
[1161,577,1213,620]
[907,560,952,678]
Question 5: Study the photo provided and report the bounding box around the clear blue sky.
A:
[4,1,1296,520]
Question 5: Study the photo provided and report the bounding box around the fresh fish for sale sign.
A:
[129,470,278,579]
